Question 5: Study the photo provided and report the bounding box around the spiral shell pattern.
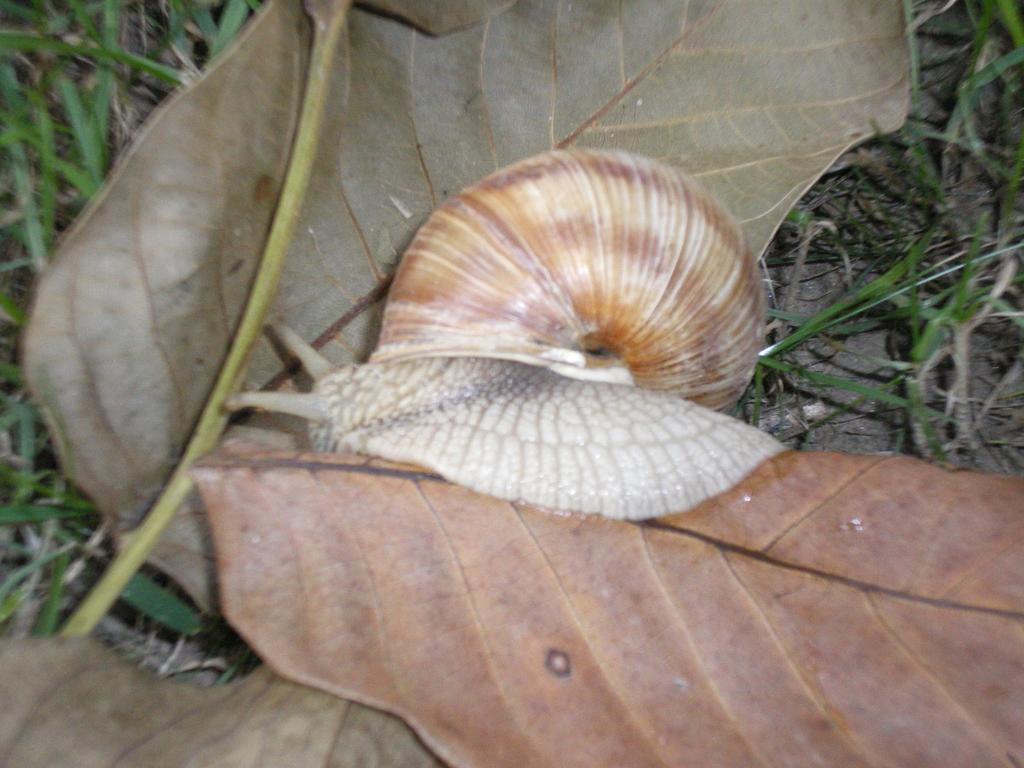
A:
[372,149,763,409]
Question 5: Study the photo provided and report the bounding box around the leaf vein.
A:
[408,32,437,208]
[638,528,771,768]
[721,551,875,764]
[510,507,675,767]
[411,483,544,762]
[556,0,726,147]
[642,519,1024,620]
[865,593,1011,762]
[584,73,907,136]
[761,456,884,553]
[128,190,189,440]
[478,18,498,168]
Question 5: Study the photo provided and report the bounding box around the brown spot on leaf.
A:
[545,648,572,678]
[253,174,275,205]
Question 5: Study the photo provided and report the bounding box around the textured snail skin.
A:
[372,149,763,410]
[310,358,784,521]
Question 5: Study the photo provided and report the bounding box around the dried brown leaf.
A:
[0,639,441,768]
[195,445,1024,768]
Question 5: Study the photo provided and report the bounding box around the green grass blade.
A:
[1001,126,1024,230]
[0,548,71,609]
[759,356,918,411]
[8,152,48,269]
[0,258,35,274]
[0,505,91,524]
[101,0,119,47]
[995,0,1024,45]
[902,0,922,114]
[0,0,38,22]
[57,77,104,184]
[761,239,1017,360]
[120,574,201,635]
[947,45,1024,137]
[761,251,917,358]
[0,292,27,326]
[0,124,40,149]
[31,551,69,636]
[65,0,101,42]
[906,378,947,459]
[54,158,99,197]
[191,7,220,44]
[0,362,21,385]
[32,96,58,245]
[210,0,251,58]
[92,68,115,169]
[0,63,47,267]
[0,32,182,84]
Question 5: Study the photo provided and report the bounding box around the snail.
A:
[230,149,784,520]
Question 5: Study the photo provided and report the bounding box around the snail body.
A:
[310,357,781,519]
[234,149,783,520]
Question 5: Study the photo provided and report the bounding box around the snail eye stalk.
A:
[269,321,333,379]
[226,390,327,423]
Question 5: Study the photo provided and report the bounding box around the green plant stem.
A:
[59,0,351,637]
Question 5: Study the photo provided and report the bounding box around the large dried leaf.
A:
[23,0,309,526]
[24,0,909,546]
[0,639,441,767]
[262,0,909,383]
[195,445,1024,768]
[362,0,517,35]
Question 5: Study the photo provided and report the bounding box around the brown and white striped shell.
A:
[371,149,763,410]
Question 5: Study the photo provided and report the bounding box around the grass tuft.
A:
[755,0,1023,471]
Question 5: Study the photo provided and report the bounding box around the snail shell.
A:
[233,149,783,520]
[372,149,763,409]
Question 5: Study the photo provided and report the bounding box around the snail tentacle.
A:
[227,390,327,423]
[270,320,333,379]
